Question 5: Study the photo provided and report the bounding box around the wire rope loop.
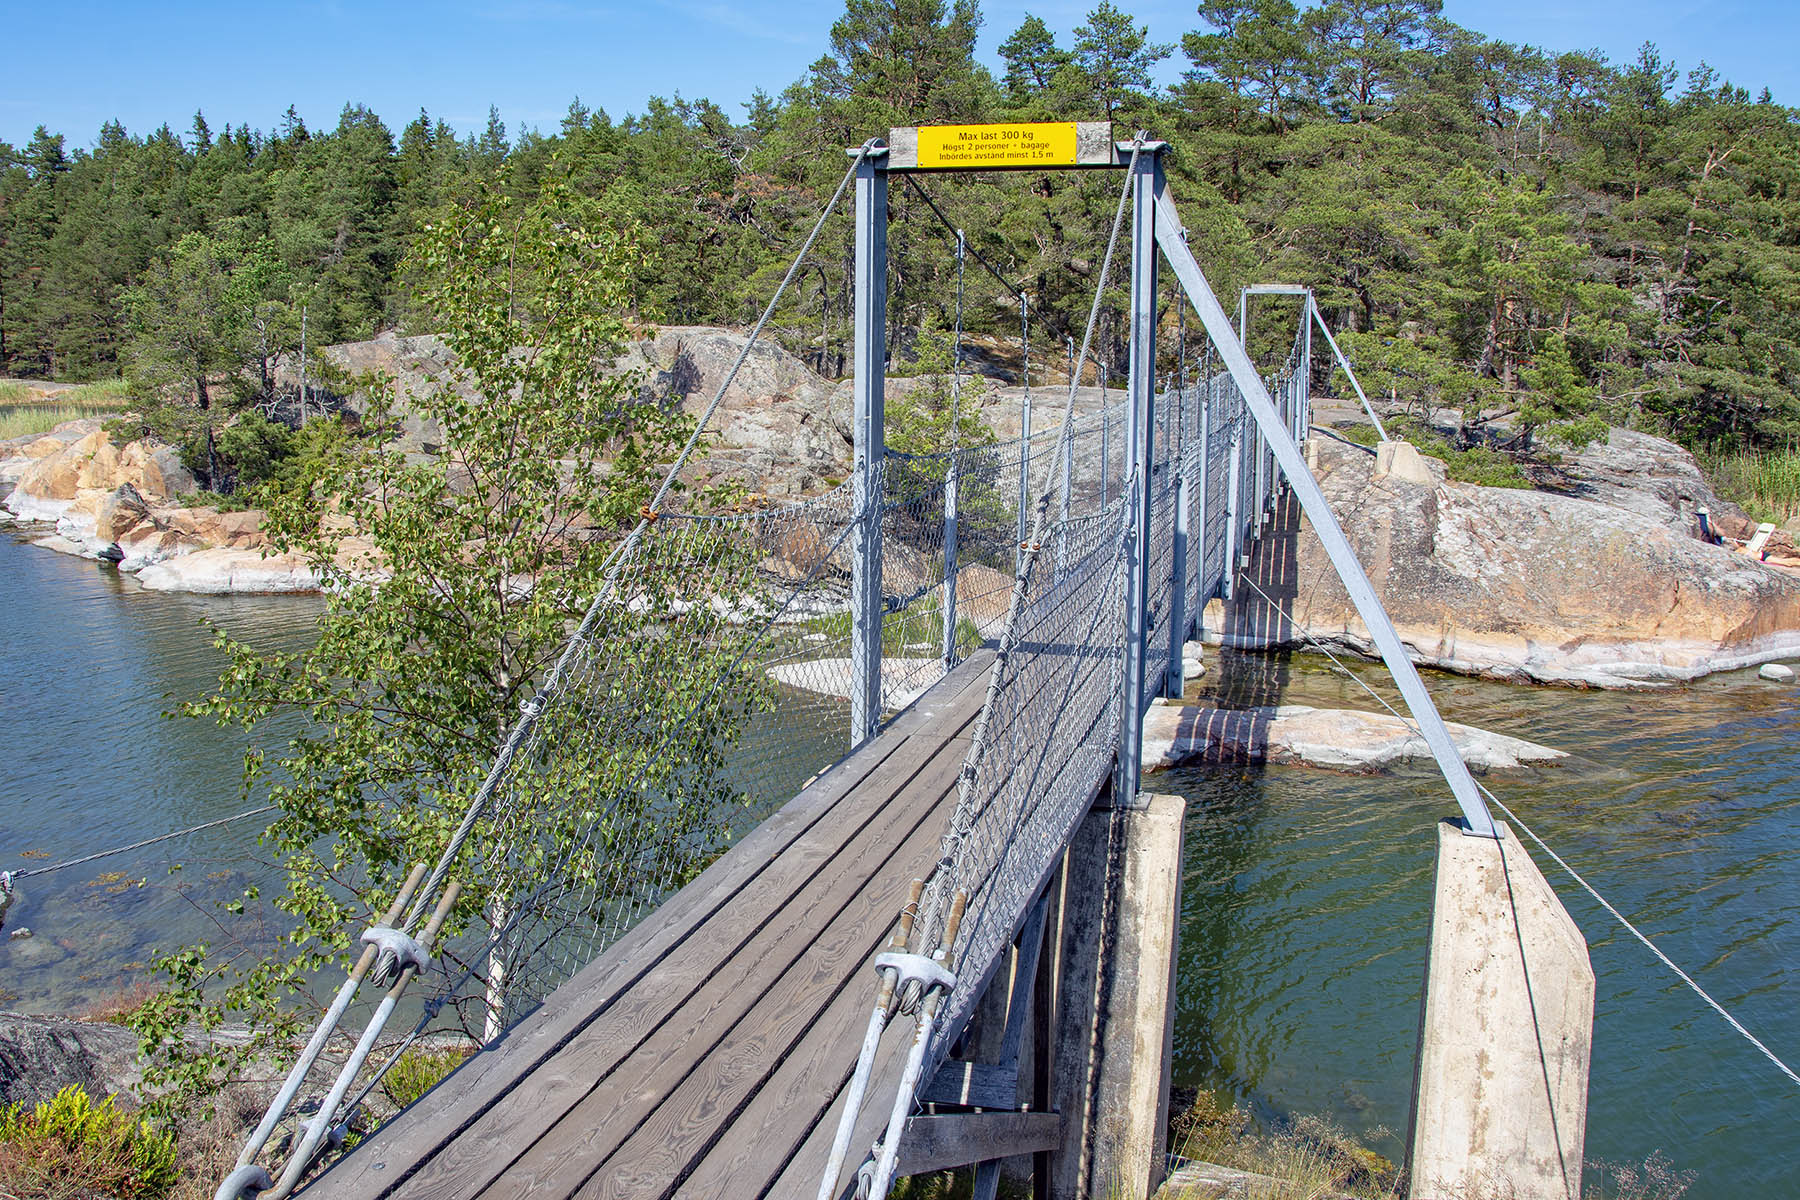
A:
[215,1164,273,1200]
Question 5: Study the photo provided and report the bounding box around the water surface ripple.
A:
[1164,650,1799,1198]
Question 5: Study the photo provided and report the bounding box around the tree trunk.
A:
[196,372,219,490]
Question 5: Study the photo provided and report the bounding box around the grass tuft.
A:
[0,379,134,441]
[1698,449,1800,524]
[381,1045,472,1110]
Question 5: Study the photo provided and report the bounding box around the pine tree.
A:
[1071,2,1173,119]
[998,15,1071,101]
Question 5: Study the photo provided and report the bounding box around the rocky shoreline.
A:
[1212,429,1800,688]
[10,326,1800,688]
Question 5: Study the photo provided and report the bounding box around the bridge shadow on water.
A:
[1164,490,1316,1128]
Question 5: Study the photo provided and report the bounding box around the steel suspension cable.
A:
[3,805,276,880]
[1056,138,1143,526]
[399,141,875,931]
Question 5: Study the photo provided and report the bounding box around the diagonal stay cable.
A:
[1233,571,1800,1092]
[1053,137,1142,526]
[898,173,1025,302]
[3,805,276,881]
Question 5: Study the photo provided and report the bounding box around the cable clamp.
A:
[640,504,660,522]
[874,951,956,1017]
[362,924,431,986]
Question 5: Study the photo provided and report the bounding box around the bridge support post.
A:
[1220,421,1240,600]
[1165,438,1189,698]
[1299,300,1313,444]
[850,146,888,749]
[1049,792,1185,1200]
[1117,142,1163,807]
[1408,819,1593,1200]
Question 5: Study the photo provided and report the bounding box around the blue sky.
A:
[2,0,1794,150]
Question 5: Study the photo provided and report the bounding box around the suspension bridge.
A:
[205,127,1577,1200]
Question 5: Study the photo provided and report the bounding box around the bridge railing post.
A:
[942,449,959,666]
[1018,294,1031,574]
[1194,389,1211,621]
[851,145,889,749]
[1221,417,1240,601]
[1117,141,1163,809]
[1299,302,1313,445]
[1165,385,1189,698]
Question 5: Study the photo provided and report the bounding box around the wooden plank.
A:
[766,978,921,1200]
[670,926,910,1199]
[775,814,1087,1199]
[484,726,978,1200]
[573,765,969,1200]
[309,654,994,1200]
[394,687,986,1199]
[920,1060,1020,1110]
[893,1112,1062,1177]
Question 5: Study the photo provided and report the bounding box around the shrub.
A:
[1167,1088,1400,1199]
[213,412,294,490]
[0,1085,179,1200]
[1589,1151,1695,1200]
[381,1046,471,1110]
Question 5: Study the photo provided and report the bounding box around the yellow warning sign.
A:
[915,123,1080,169]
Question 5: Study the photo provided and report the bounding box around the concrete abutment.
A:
[1407,819,1594,1200]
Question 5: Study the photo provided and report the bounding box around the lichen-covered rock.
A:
[1561,427,1738,536]
[1224,436,1800,685]
[0,1012,143,1109]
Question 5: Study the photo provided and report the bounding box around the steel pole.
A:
[850,148,888,749]
[1309,295,1387,441]
[1195,393,1212,619]
[1018,294,1030,569]
[1222,422,1241,599]
[1300,296,1313,443]
[1116,147,1161,809]
[1154,190,1498,839]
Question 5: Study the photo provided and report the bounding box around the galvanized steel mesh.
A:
[906,319,1308,1076]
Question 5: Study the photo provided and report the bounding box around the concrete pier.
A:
[1050,792,1187,1200]
[1408,820,1594,1200]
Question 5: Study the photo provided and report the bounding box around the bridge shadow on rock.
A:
[1174,490,1304,766]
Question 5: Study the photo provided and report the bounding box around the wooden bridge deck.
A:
[309,651,996,1200]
